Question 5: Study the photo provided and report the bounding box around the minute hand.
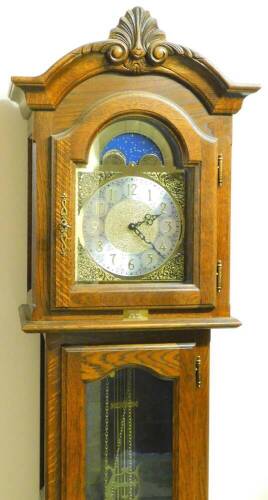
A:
[130,226,164,258]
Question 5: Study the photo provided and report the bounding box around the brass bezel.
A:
[76,169,185,283]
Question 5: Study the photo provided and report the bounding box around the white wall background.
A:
[0,1,267,499]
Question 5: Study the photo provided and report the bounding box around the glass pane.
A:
[86,368,173,499]
[75,115,195,284]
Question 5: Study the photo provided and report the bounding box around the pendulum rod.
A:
[104,368,139,500]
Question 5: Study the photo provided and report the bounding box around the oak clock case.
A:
[10,5,259,500]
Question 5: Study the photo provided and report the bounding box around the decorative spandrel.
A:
[86,368,173,499]
[75,115,192,283]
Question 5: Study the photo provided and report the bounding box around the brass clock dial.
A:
[79,176,184,278]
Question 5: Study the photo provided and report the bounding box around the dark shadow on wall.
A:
[0,97,28,323]
[0,98,41,499]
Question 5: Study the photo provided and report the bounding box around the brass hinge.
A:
[195,356,202,388]
[216,259,223,293]
[217,154,223,187]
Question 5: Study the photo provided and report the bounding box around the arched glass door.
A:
[75,115,195,285]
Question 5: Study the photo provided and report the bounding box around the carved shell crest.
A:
[81,6,199,72]
[108,7,167,64]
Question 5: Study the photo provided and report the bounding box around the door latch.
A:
[195,356,202,388]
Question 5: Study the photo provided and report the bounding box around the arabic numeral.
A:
[166,221,172,232]
[95,201,105,217]
[128,259,135,270]
[96,240,103,252]
[127,184,137,196]
[147,254,153,264]
[160,202,167,213]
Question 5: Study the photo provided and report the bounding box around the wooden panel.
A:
[192,339,210,498]
[199,140,217,304]
[210,116,232,316]
[80,343,182,380]
[51,136,74,308]
[45,334,62,500]
[53,75,208,134]
[27,137,34,292]
[62,349,85,499]
[176,350,196,499]
[70,92,203,163]
[31,112,54,320]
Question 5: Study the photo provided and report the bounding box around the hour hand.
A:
[143,213,161,225]
[130,213,161,228]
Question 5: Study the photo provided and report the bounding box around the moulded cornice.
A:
[19,304,241,334]
[9,6,260,117]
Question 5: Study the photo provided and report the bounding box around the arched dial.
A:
[80,176,183,278]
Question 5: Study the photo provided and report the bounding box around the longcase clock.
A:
[10,7,259,500]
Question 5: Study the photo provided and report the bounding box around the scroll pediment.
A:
[10,6,260,117]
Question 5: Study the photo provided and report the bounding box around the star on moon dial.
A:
[79,176,183,277]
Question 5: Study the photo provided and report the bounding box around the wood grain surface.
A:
[61,341,208,499]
